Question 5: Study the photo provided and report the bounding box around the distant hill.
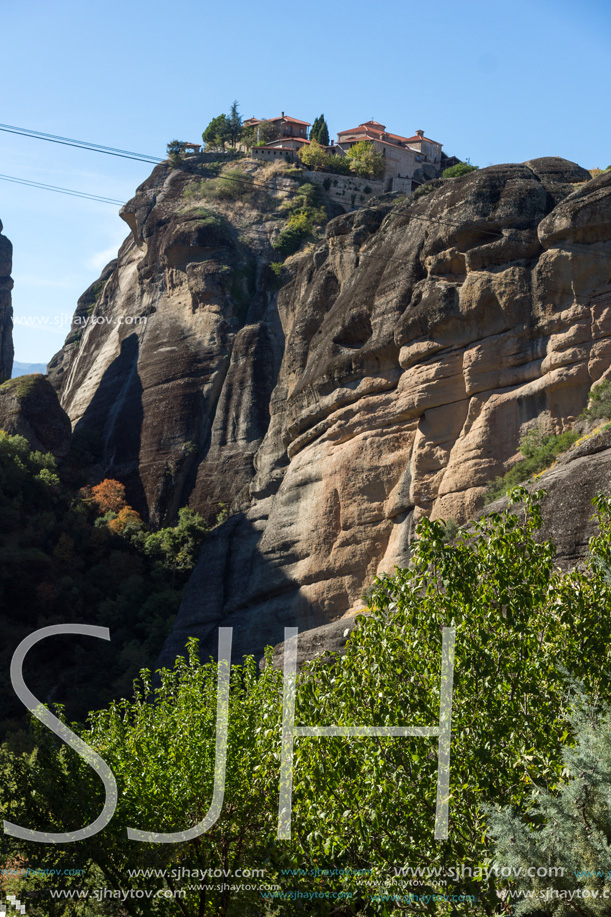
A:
[12,361,47,378]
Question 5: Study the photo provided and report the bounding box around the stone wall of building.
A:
[302,171,386,210]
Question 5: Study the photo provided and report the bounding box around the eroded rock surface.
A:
[162,159,611,665]
[0,219,14,381]
[49,157,611,663]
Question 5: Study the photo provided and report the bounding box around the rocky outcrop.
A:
[0,219,14,381]
[0,374,71,457]
[50,155,611,664]
[48,155,314,524]
[161,158,611,666]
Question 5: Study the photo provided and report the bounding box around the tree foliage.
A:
[488,682,611,915]
[310,114,329,146]
[202,114,231,150]
[443,162,479,178]
[346,140,385,179]
[297,138,331,170]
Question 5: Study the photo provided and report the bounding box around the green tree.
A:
[141,505,209,573]
[310,114,329,146]
[254,119,279,146]
[297,138,330,170]
[0,644,286,917]
[346,140,385,178]
[202,114,231,150]
[443,162,479,178]
[166,139,185,167]
[228,100,242,148]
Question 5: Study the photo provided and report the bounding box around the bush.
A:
[579,379,611,422]
[486,425,580,502]
[443,162,479,178]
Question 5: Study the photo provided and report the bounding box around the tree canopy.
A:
[346,140,385,179]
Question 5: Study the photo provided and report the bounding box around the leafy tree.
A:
[579,379,611,422]
[310,114,329,146]
[0,643,286,917]
[108,506,143,535]
[254,119,279,146]
[141,506,209,573]
[228,100,242,148]
[90,479,127,515]
[202,114,231,150]
[443,162,479,178]
[346,140,385,179]
[297,138,330,170]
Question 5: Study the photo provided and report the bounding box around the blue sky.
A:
[2,0,610,363]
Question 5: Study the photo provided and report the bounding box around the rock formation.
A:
[0,374,71,457]
[50,156,611,665]
[0,219,14,381]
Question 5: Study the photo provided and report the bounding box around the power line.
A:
[0,122,162,164]
[0,173,125,205]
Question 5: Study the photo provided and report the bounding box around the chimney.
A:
[416,130,424,137]
[281,111,285,118]
[331,139,334,147]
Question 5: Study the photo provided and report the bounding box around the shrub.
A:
[443,162,479,178]
[200,169,254,201]
[486,426,580,502]
[579,379,611,422]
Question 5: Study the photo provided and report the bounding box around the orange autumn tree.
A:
[91,479,128,515]
[108,506,143,534]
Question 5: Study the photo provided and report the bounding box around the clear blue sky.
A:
[2,0,610,363]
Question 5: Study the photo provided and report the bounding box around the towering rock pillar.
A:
[0,219,14,380]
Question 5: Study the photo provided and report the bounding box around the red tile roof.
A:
[269,115,311,126]
[404,135,441,145]
[337,122,442,147]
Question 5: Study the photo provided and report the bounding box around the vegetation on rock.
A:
[442,162,479,178]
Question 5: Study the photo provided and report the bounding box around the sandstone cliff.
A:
[0,219,14,381]
[161,158,611,666]
[50,156,611,664]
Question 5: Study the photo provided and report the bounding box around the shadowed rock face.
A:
[49,157,611,663]
[49,157,288,525]
[0,375,71,457]
[0,219,14,381]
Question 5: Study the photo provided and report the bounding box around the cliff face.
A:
[0,219,14,381]
[50,157,611,663]
[162,158,611,665]
[48,156,311,524]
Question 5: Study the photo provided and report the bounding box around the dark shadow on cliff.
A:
[74,333,147,515]
[157,511,319,669]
